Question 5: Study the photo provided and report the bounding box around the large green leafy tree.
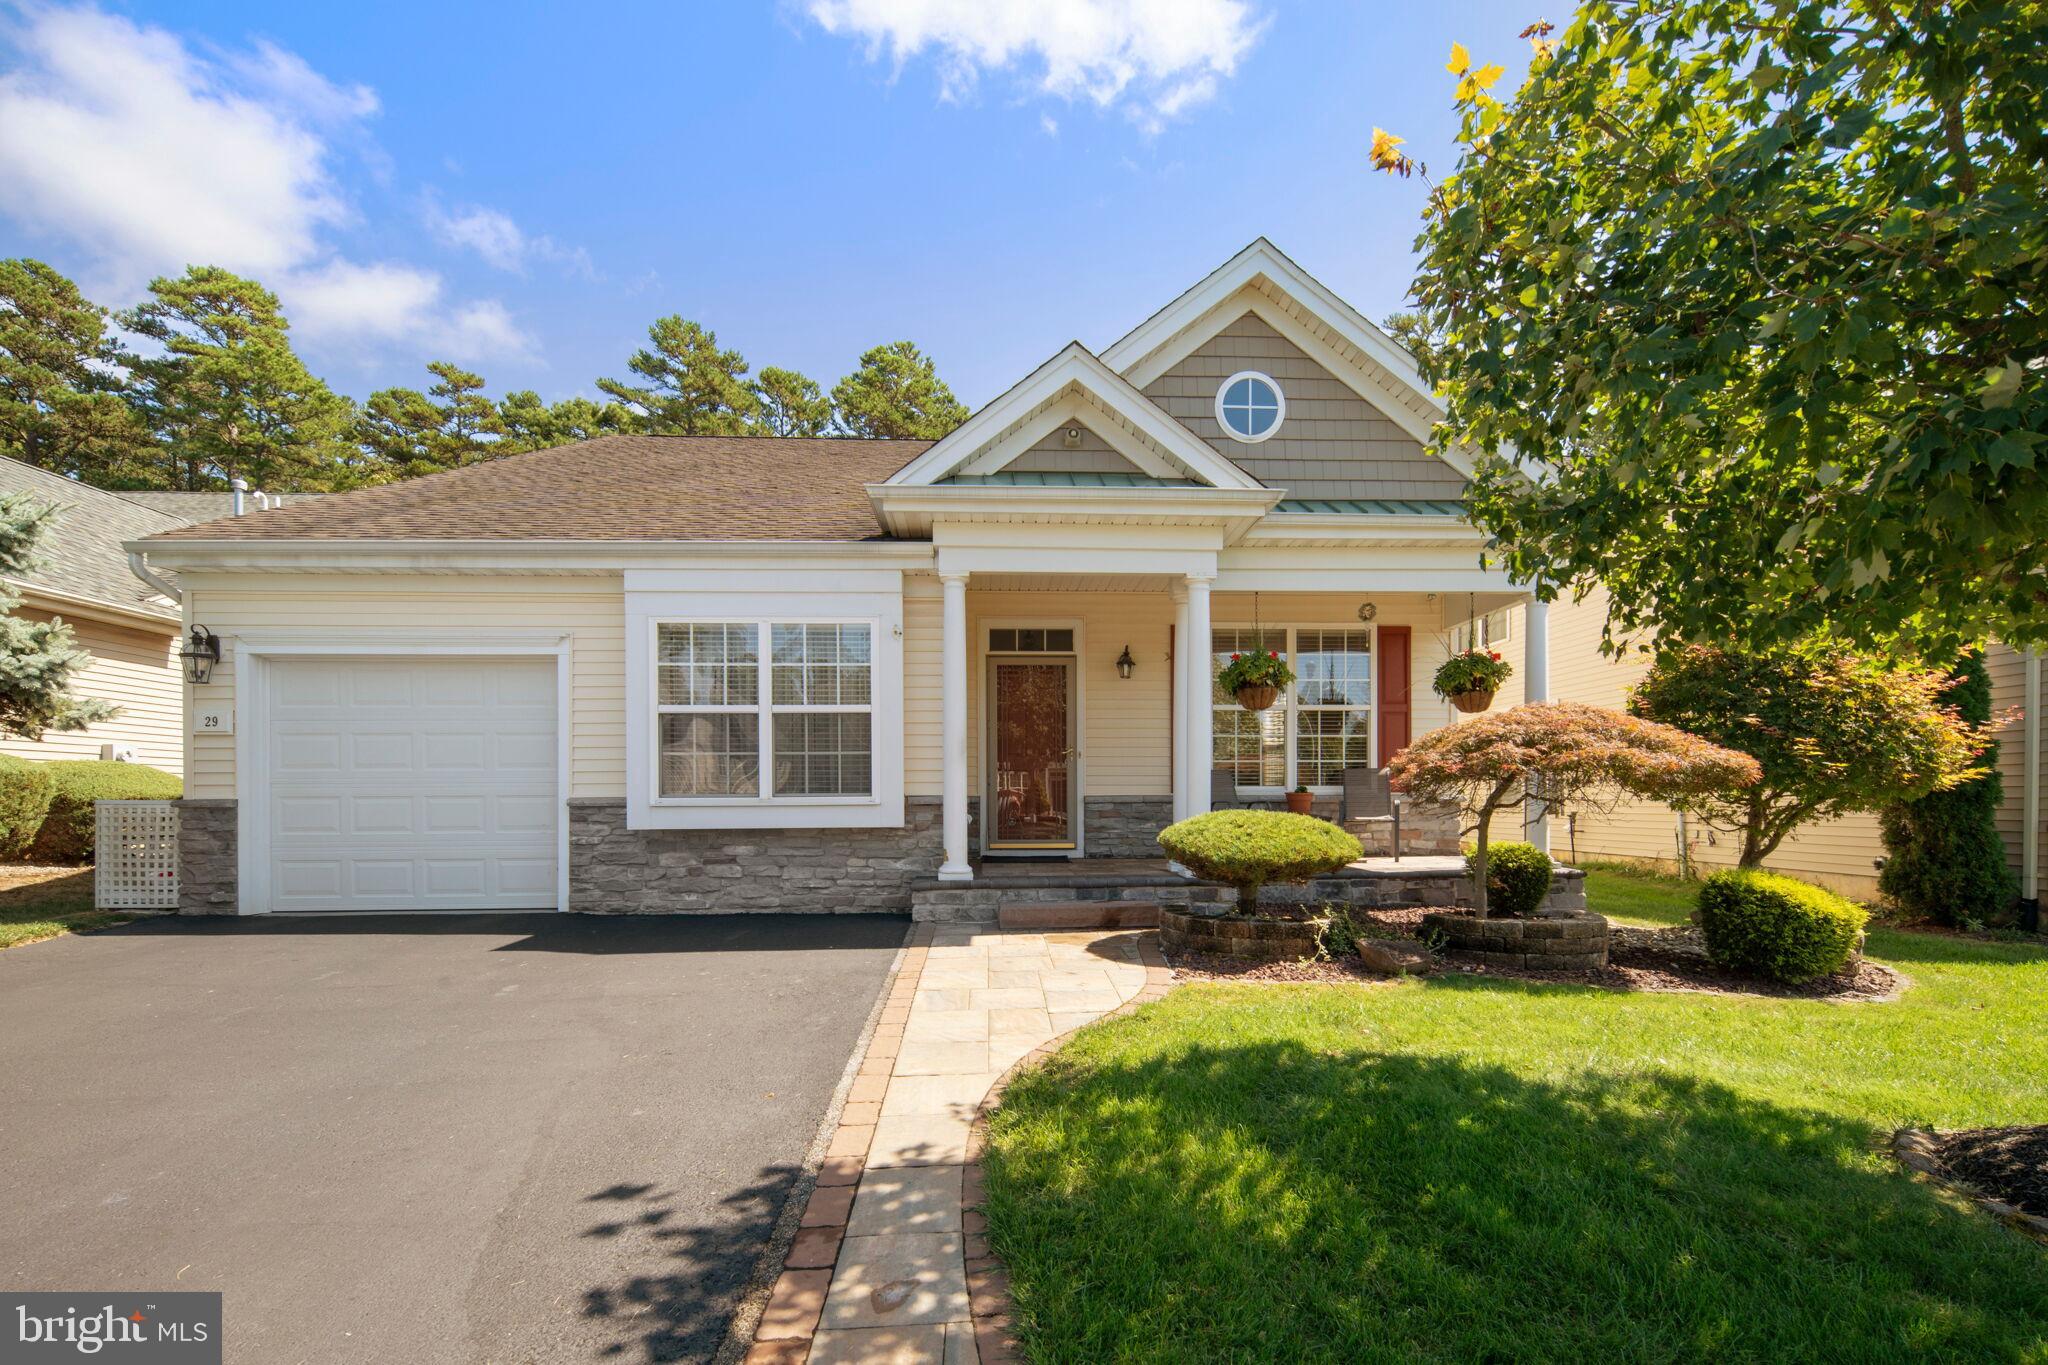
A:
[1629,642,1985,866]
[0,259,146,484]
[122,267,355,491]
[754,365,833,437]
[1878,651,2016,924]
[1386,5,2048,656]
[831,341,969,439]
[0,495,115,739]
[599,317,760,435]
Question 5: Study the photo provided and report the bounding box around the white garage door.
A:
[264,657,558,912]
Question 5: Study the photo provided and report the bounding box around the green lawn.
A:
[984,867,2048,1363]
[0,867,130,949]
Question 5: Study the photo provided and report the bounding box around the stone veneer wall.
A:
[1081,796,1175,858]
[569,797,970,914]
[177,798,237,915]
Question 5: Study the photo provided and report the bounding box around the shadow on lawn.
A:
[984,1039,2048,1362]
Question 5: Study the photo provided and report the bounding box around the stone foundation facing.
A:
[176,798,237,915]
[1080,796,1174,858]
[569,797,966,914]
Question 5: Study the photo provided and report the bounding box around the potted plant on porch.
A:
[1432,648,1512,713]
[1286,784,1315,814]
[1218,648,1294,712]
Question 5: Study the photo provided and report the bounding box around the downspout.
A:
[127,551,182,605]
[2024,648,2041,931]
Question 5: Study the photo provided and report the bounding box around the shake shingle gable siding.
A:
[144,435,934,543]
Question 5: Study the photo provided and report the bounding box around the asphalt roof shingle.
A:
[0,458,184,619]
[145,435,933,543]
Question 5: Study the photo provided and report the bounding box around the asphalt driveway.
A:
[0,913,906,1364]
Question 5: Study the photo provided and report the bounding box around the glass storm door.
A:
[988,658,1077,849]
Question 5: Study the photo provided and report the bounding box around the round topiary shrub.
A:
[1695,869,1869,984]
[0,754,56,859]
[1469,840,1554,918]
[27,760,181,864]
[1157,809,1362,914]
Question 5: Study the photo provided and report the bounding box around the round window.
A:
[1214,371,1284,443]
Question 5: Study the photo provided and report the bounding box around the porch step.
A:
[998,901,1161,931]
[909,862,1235,923]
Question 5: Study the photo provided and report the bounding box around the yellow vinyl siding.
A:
[177,574,626,800]
[1548,588,2043,898]
[0,608,183,775]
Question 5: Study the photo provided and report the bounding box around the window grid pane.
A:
[1211,628,1287,787]
[658,623,758,706]
[1296,628,1373,785]
[771,623,873,707]
[772,712,873,796]
[659,713,760,797]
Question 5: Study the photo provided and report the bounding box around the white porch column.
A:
[938,571,973,881]
[1523,592,1551,851]
[1184,574,1214,818]
[1171,582,1190,824]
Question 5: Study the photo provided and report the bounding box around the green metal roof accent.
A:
[1273,498,1467,517]
[936,471,1202,488]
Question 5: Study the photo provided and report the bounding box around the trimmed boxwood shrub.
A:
[1696,869,1868,984]
[1158,809,1362,914]
[1470,840,1553,918]
[27,760,181,864]
[0,753,55,859]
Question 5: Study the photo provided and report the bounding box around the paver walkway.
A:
[749,923,1162,1364]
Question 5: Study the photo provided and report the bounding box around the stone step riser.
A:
[997,902,1163,930]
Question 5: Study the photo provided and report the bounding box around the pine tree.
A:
[1878,651,2016,925]
[496,392,632,451]
[0,494,116,739]
[121,267,355,490]
[0,259,146,484]
[425,361,498,467]
[354,385,442,482]
[598,317,759,435]
[830,341,968,439]
[754,366,833,437]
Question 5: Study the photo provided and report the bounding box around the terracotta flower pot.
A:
[1450,688,1496,714]
[1285,790,1315,814]
[1235,684,1280,712]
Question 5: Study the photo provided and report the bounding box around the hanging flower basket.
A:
[1235,684,1280,712]
[1218,649,1294,712]
[1433,649,1512,712]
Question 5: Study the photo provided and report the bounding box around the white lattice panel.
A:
[95,800,180,909]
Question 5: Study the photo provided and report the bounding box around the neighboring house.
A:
[1546,586,2044,908]
[127,239,1558,916]
[0,458,187,774]
[0,462,331,779]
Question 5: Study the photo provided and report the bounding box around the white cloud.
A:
[1039,111,1059,137]
[806,0,1264,129]
[423,195,595,279]
[0,4,532,361]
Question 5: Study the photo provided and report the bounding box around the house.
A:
[127,240,1553,916]
[0,458,187,773]
[1546,587,2044,912]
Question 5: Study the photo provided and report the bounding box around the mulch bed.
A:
[1935,1127,2048,1220]
[1895,1126,2048,1241]
[1165,907,1906,1002]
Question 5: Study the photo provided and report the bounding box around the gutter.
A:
[2025,649,2042,931]
[126,551,182,605]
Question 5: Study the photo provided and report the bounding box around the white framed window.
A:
[656,621,873,801]
[1212,625,1375,791]
[1214,371,1285,443]
[1450,608,1512,653]
[1211,628,1288,787]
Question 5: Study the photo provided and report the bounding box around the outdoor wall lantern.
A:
[180,626,221,684]
[1116,645,1136,680]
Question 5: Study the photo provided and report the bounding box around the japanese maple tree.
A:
[1390,702,1759,913]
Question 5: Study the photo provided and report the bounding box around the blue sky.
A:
[0,1,1538,407]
